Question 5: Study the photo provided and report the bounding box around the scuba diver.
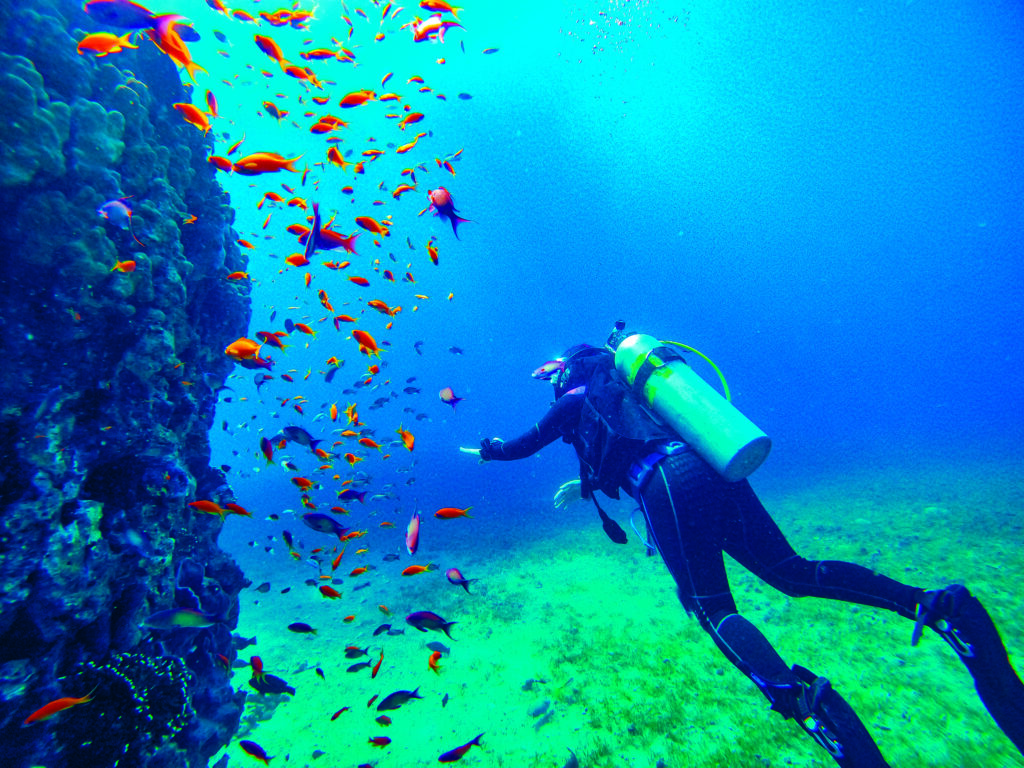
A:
[464,322,1024,767]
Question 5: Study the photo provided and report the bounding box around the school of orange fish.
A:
[47,0,503,763]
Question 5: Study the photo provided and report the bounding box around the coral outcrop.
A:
[0,1,251,765]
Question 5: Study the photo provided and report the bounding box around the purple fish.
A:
[337,488,367,503]
[84,0,183,37]
[302,513,349,541]
[427,187,471,239]
[445,568,478,594]
[405,610,456,639]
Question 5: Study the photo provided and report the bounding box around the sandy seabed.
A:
[213,456,1024,768]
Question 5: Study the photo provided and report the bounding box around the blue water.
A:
[194,0,1022,549]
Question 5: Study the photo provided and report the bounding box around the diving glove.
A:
[478,437,504,461]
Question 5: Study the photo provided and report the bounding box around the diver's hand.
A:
[553,479,583,510]
[459,447,482,456]
[478,437,504,462]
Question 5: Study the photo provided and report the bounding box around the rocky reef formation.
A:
[0,1,251,765]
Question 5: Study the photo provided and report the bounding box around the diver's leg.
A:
[913,585,1024,755]
[638,455,889,767]
[716,478,922,617]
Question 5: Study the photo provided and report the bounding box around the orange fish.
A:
[76,31,138,57]
[395,425,414,451]
[434,506,473,519]
[233,152,303,175]
[401,563,437,576]
[189,500,226,517]
[358,437,381,450]
[397,112,424,131]
[354,216,390,236]
[331,549,345,570]
[225,337,262,360]
[348,276,370,287]
[172,102,211,133]
[351,330,380,357]
[110,259,136,273]
[339,89,376,107]
[254,34,289,68]
[428,650,442,674]
[226,271,249,280]
[285,254,311,267]
[344,453,363,465]
[22,687,97,726]
[350,566,368,577]
[319,585,342,599]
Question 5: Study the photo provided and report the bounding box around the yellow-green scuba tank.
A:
[606,322,771,482]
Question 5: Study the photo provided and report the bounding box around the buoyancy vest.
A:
[568,351,678,499]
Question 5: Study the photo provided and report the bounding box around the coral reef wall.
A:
[0,1,251,765]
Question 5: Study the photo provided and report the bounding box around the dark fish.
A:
[403,387,421,394]
[457,93,472,100]
[406,611,456,639]
[448,346,464,354]
[386,627,405,636]
[231,634,258,649]
[281,425,321,450]
[344,646,369,659]
[284,318,295,333]
[255,582,271,593]
[406,376,417,383]
[376,687,422,711]
[413,341,424,355]
[442,693,449,707]
[483,47,499,54]
[302,512,349,540]
[382,553,400,562]
[249,673,296,695]
[288,622,317,634]
[213,29,227,43]
[347,661,372,673]
[220,464,232,473]
[316,668,325,680]
[373,624,392,636]
[426,642,450,656]
[240,741,273,763]
[438,733,483,763]
[563,748,580,768]
[325,367,338,384]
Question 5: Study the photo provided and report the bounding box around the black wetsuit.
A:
[485,388,924,705]
[484,357,1024,765]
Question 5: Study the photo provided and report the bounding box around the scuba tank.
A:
[606,322,771,482]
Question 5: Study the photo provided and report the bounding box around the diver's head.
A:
[533,343,602,398]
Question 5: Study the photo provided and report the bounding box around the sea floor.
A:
[212,456,1024,768]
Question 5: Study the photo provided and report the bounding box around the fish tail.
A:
[450,215,471,239]
[128,219,146,248]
